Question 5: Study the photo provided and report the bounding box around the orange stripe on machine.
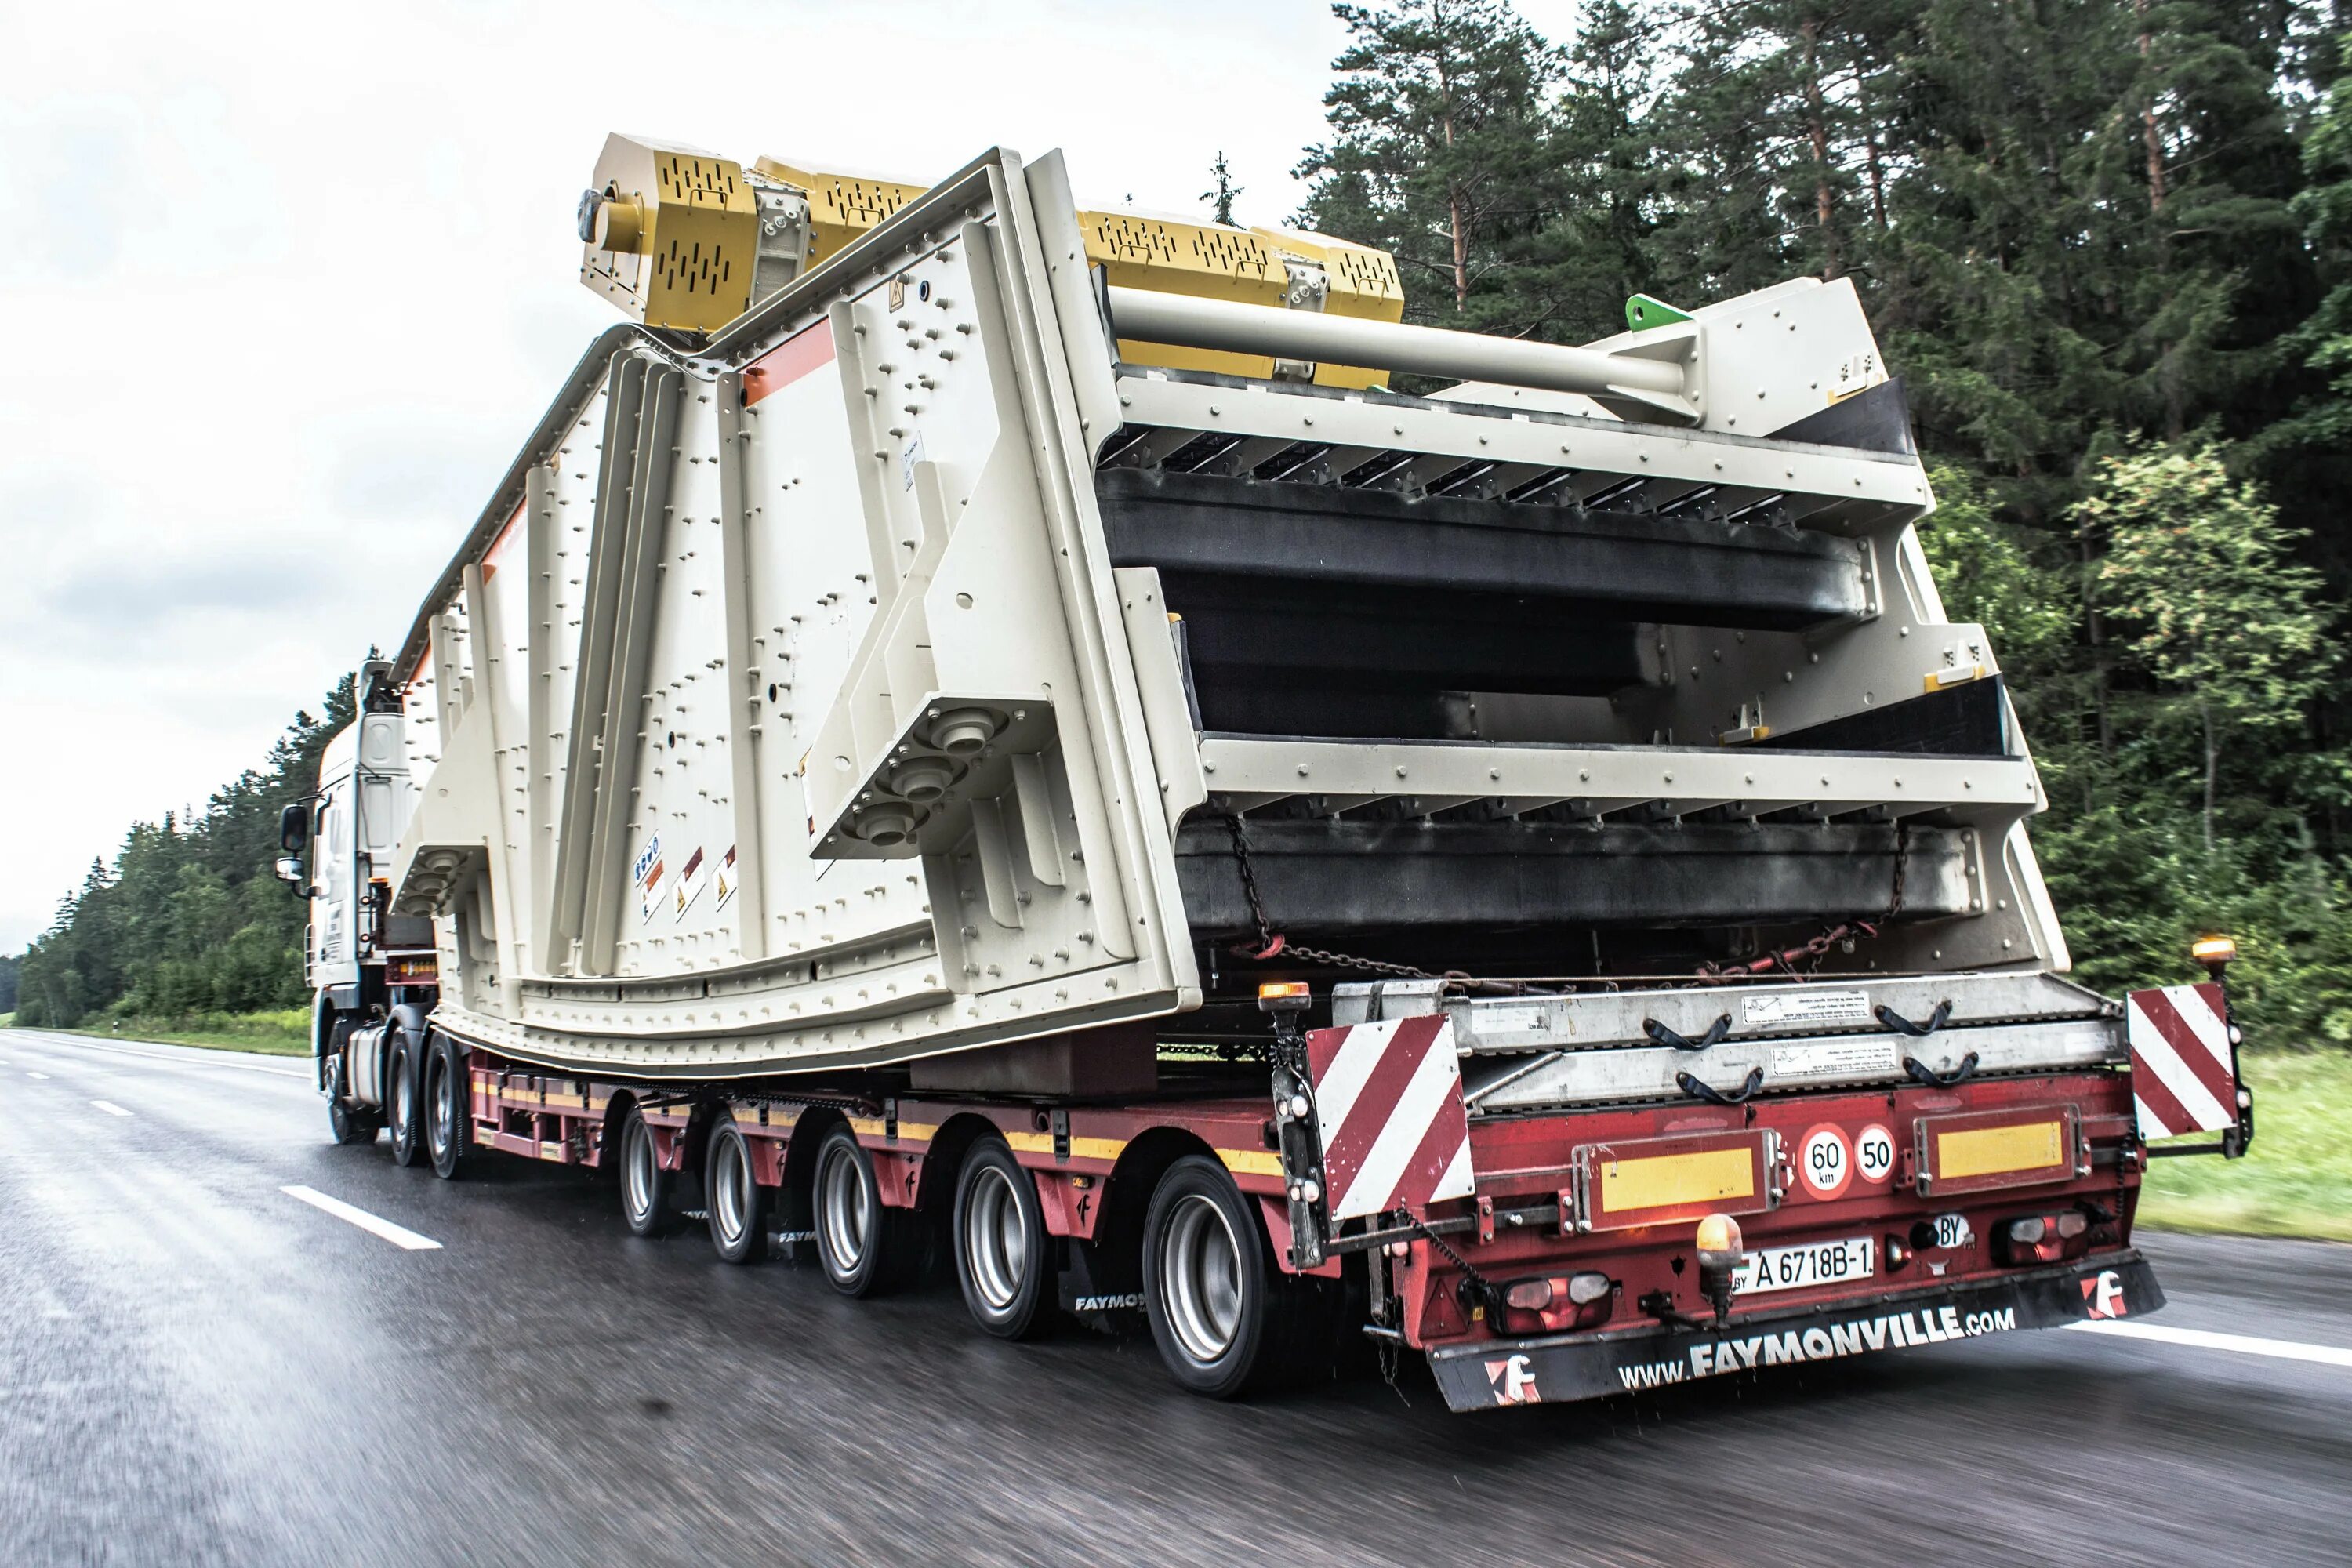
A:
[744,318,838,405]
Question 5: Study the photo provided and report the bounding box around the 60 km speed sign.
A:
[1798,1124,1854,1200]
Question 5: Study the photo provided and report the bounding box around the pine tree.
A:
[1296,0,1566,330]
[1201,152,1243,226]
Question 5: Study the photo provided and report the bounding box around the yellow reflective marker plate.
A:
[1936,1120,2063,1181]
[1599,1147,1756,1210]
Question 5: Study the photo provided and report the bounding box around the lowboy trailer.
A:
[276,136,2254,1410]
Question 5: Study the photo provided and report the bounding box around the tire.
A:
[325,1053,379,1146]
[619,1105,677,1237]
[1142,1155,1295,1399]
[387,1036,424,1169]
[424,1035,468,1181]
[813,1125,901,1298]
[953,1137,1051,1339]
[706,1120,771,1264]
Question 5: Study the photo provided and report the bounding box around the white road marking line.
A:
[16,1033,307,1079]
[90,1100,133,1117]
[28,1072,51,1080]
[279,1185,443,1251]
[2067,1319,2352,1368]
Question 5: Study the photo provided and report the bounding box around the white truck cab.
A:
[277,659,430,1021]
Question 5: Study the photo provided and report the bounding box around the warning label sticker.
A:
[1772,1039,1900,1082]
[1743,989,1875,1029]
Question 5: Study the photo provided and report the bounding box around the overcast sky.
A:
[0,0,1580,953]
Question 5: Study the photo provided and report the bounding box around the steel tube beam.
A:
[1103,285,1688,403]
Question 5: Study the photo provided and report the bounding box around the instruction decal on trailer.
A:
[1772,1039,1900,1082]
[714,846,736,911]
[1744,990,1875,1029]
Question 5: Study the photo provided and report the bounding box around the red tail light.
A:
[1998,1210,2092,1265]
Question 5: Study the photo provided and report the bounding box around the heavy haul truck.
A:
[276,135,2256,1410]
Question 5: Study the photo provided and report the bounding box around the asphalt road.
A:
[4,1029,2349,1568]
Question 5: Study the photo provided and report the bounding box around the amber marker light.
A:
[1694,1213,1745,1327]
[2191,935,2237,976]
[1258,982,1312,1014]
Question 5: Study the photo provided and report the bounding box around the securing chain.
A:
[1398,1210,1504,1320]
[1222,815,1439,980]
[1699,820,1912,982]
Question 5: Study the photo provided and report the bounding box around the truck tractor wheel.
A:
[705,1120,771,1265]
[387,1037,425,1169]
[1142,1155,1293,1399]
[424,1036,468,1181]
[953,1136,1050,1340]
[324,1054,379,1147]
[619,1105,677,1237]
[813,1125,901,1298]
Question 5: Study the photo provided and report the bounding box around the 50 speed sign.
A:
[1855,1123,1896,1185]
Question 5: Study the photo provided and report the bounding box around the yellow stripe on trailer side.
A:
[846,1116,940,1145]
[1005,1131,1130,1163]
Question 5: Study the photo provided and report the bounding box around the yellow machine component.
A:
[751,158,927,271]
[577,135,1406,377]
[578,133,760,333]
[1077,212,1404,388]
[1248,223,1409,389]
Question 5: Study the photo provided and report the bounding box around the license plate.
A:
[1731,1236,1876,1297]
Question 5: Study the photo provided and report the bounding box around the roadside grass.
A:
[2139,1049,2352,1243]
[21,1007,313,1058]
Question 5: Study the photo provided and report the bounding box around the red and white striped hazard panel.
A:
[2125,983,2238,1139]
[1305,1016,1475,1221]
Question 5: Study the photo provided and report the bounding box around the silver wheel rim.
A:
[713,1133,750,1246]
[1160,1193,1243,1364]
[391,1061,412,1138]
[818,1143,871,1276]
[624,1119,655,1223]
[426,1058,450,1159]
[961,1163,1028,1312]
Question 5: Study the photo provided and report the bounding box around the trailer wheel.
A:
[1142,1156,1291,1399]
[813,1125,899,1298]
[424,1036,467,1181]
[619,1105,677,1237]
[953,1137,1050,1339]
[324,1054,379,1147]
[387,1036,424,1169]
[706,1120,770,1265]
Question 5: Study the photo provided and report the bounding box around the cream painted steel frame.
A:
[390,149,1202,1078]
[383,143,2067,1081]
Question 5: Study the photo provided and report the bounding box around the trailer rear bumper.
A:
[1425,1251,2161,1412]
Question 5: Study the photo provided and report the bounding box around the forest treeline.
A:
[15,0,2352,1043]
[11,680,350,1028]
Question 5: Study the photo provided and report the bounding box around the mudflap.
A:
[1426,1252,2162,1414]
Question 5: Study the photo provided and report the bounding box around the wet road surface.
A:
[4,1029,2348,1567]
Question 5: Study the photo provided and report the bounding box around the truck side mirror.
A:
[274,854,307,894]
[279,802,310,852]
